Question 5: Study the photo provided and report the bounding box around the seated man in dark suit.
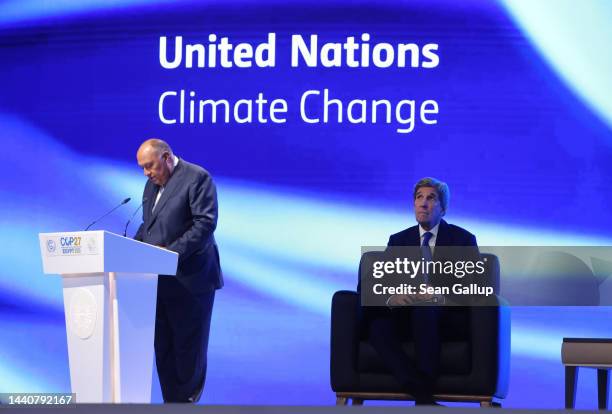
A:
[364,177,478,405]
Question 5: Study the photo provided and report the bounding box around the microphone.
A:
[123,197,147,237]
[84,197,131,231]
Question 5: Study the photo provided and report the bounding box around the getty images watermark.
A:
[360,246,612,307]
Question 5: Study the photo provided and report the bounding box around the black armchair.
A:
[330,253,510,406]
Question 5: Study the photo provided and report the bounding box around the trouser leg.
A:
[174,290,215,402]
[155,293,177,402]
[367,308,435,402]
[155,284,216,403]
[411,306,441,382]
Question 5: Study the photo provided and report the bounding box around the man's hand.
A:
[387,290,439,307]
[387,294,413,306]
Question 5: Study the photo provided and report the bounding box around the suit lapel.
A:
[433,219,449,260]
[147,160,184,230]
[408,226,421,246]
[434,219,450,245]
[141,182,157,224]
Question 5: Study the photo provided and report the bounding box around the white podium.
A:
[39,231,178,403]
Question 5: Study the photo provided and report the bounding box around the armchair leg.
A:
[352,398,364,405]
[336,396,348,405]
[566,366,578,409]
[480,401,492,408]
[598,368,609,410]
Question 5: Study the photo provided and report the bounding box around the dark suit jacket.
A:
[358,219,479,297]
[135,158,223,294]
[388,219,477,249]
[388,219,480,303]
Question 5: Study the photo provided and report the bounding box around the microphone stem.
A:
[84,199,130,231]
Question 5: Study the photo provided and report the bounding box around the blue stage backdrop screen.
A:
[1,0,611,408]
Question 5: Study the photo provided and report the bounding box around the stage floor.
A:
[0,405,599,414]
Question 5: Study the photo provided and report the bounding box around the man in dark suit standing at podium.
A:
[134,138,222,403]
[366,177,477,405]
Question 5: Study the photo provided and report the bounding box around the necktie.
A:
[421,231,433,260]
[421,231,433,282]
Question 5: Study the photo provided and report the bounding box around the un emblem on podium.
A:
[46,239,56,254]
[68,288,97,340]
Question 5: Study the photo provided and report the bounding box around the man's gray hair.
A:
[413,177,450,213]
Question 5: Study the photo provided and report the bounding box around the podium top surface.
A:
[39,230,178,276]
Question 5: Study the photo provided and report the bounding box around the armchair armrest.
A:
[468,296,511,398]
[330,290,361,391]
